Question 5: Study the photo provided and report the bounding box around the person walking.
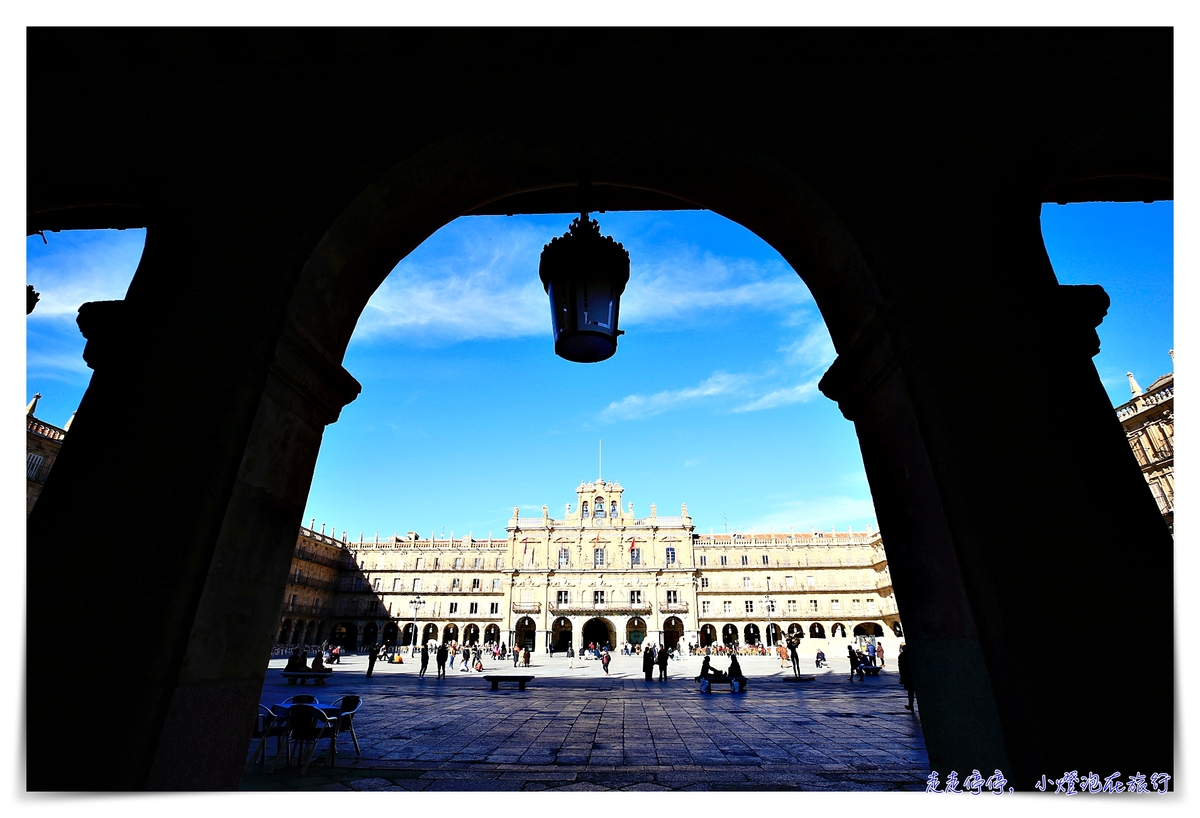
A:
[847,644,860,681]
[657,643,669,681]
[436,642,449,679]
[877,643,885,668]
[897,644,915,710]
[643,643,655,681]
[522,647,531,668]
[419,643,430,678]
[866,641,877,667]
[513,644,521,667]
[601,648,611,676]
[367,642,380,678]
[789,639,801,678]
[567,644,575,669]
[449,643,456,671]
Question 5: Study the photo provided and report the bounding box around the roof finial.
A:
[1127,372,1143,397]
[63,411,76,431]
[1169,349,1174,363]
[25,393,41,416]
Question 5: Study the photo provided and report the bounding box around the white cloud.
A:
[779,323,836,371]
[27,231,144,320]
[743,496,878,532]
[599,371,749,422]
[732,376,823,412]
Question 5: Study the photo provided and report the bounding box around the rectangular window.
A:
[492,578,502,591]
[745,600,754,614]
[594,548,605,567]
[559,548,570,567]
[449,602,458,614]
[470,602,479,614]
[373,578,382,591]
[412,578,421,592]
[867,598,876,612]
[490,602,499,614]
[743,577,751,589]
[665,547,676,565]
[414,557,424,570]
[472,578,481,591]
[809,599,819,613]
[452,578,461,590]
[288,594,297,610]
[666,590,679,604]
[784,575,794,587]
[630,548,641,566]
[761,554,769,565]
[787,599,797,613]
[806,575,815,587]
[699,555,707,566]
[831,599,841,612]
[495,557,503,569]
[852,598,862,612]
[630,590,642,604]
[434,558,441,569]
[393,578,402,591]
[557,590,570,605]
[700,577,709,588]
[723,601,732,614]
[594,590,606,605]
[474,557,483,568]
[720,556,728,566]
[741,555,749,566]
[701,600,711,614]
[26,453,45,480]
[766,598,776,613]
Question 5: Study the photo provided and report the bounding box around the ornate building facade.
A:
[25,393,70,516]
[276,479,902,657]
[1117,355,1174,532]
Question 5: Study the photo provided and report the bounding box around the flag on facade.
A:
[629,538,636,552]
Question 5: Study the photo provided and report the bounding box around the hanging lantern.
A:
[539,214,630,363]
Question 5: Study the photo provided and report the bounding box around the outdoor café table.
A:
[268,701,343,768]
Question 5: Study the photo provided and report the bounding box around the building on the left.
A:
[25,393,72,515]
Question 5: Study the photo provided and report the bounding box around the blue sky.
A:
[24,202,1173,542]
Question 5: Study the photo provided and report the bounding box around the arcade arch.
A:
[626,617,648,646]
[582,617,615,650]
[552,617,573,651]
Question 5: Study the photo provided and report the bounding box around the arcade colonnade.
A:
[26,29,1172,791]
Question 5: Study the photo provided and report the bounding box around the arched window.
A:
[594,497,605,517]
[581,501,589,517]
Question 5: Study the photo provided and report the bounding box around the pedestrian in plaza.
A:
[601,649,611,675]
[643,643,655,681]
[897,644,915,711]
[513,645,521,667]
[567,644,575,669]
[847,644,859,681]
[522,647,531,667]
[877,643,885,668]
[657,643,669,681]
[815,649,827,668]
[436,642,448,679]
[866,641,877,667]
[367,642,380,678]
[789,639,801,678]
[419,643,430,678]
[449,643,456,671]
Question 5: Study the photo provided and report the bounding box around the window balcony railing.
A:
[549,602,653,615]
[281,603,327,617]
[511,602,542,614]
[660,602,689,613]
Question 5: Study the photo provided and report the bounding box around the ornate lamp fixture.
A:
[539,213,630,363]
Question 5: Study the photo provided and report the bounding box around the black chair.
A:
[246,705,290,771]
[287,704,337,774]
[280,694,317,705]
[330,695,362,756]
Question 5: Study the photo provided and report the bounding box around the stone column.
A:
[820,274,1172,783]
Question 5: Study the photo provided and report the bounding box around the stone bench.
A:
[483,675,534,690]
[282,670,334,685]
[696,675,747,693]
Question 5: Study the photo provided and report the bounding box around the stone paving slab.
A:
[243,652,928,792]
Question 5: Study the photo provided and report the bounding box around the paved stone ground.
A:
[242,651,928,792]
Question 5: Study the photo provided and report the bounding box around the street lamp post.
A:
[409,595,425,657]
[762,578,776,649]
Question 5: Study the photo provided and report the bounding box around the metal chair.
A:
[330,695,362,756]
[287,704,337,774]
[246,705,290,771]
[280,694,317,705]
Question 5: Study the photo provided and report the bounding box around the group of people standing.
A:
[641,643,671,681]
[416,642,491,678]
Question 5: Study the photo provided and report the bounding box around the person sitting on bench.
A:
[285,649,309,672]
[311,652,330,673]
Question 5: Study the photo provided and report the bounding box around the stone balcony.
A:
[549,602,653,616]
[660,602,689,614]
[511,602,542,614]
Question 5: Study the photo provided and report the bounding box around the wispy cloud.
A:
[732,376,823,412]
[27,230,144,320]
[599,372,750,421]
[743,496,879,531]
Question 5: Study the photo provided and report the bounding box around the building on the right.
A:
[1117,351,1174,533]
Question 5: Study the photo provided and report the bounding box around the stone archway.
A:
[721,624,739,646]
[332,622,358,649]
[464,624,480,645]
[515,617,537,652]
[743,623,761,646]
[382,622,398,646]
[551,617,573,651]
[663,617,684,649]
[401,623,417,647]
[810,623,826,639]
[831,623,847,639]
[443,623,459,644]
[699,624,717,647]
[484,624,500,644]
[625,616,647,646]
[582,617,615,650]
[766,623,783,646]
[422,623,438,645]
[362,622,378,645]
[278,619,292,643]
